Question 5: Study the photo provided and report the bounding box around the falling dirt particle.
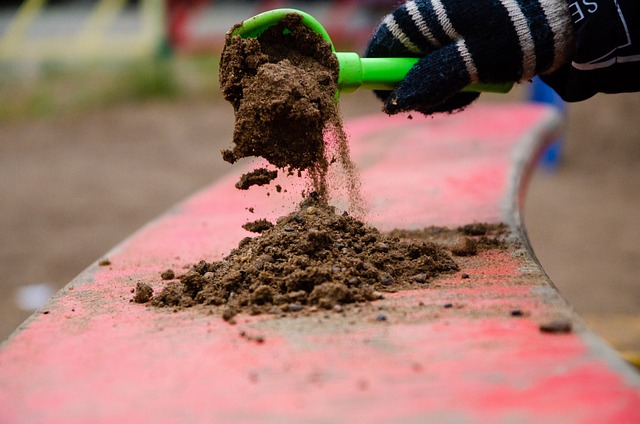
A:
[242,219,274,233]
[443,303,453,309]
[133,282,153,303]
[511,309,524,317]
[99,258,111,266]
[235,168,278,190]
[461,273,470,279]
[161,269,175,280]
[247,207,255,213]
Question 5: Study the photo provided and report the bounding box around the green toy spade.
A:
[229,8,513,95]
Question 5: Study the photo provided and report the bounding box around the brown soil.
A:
[389,223,508,255]
[133,282,153,304]
[219,13,365,215]
[235,168,278,190]
[242,218,274,233]
[150,194,473,321]
[219,14,338,174]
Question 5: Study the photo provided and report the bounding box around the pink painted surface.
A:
[1,104,639,423]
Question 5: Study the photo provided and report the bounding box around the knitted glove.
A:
[365,0,575,115]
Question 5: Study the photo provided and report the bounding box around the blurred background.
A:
[1,1,639,367]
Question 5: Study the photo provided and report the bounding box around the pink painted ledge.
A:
[1,103,639,423]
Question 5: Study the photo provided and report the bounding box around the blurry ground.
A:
[1,63,639,361]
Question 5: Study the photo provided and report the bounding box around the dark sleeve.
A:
[541,0,640,101]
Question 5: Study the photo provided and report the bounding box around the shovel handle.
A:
[337,53,513,94]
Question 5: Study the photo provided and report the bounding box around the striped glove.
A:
[365,0,575,115]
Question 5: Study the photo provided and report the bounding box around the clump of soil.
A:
[160,269,175,280]
[150,196,459,321]
[220,13,338,172]
[133,282,153,303]
[235,168,278,190]
[242,218,274,233]
[219,13,364,214]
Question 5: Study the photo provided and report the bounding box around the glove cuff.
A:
[369,0,575,82]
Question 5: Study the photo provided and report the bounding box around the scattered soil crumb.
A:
[450,237,478,256]
[240,330,265,343]
[133,282,154,303]
[150,196,460,320]
[242,218,274,234]
[98,258,111,266]
[161,269,175,280]
[539,317,573,333]
[236,168,278,190]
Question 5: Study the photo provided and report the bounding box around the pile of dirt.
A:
[150,195,461,321]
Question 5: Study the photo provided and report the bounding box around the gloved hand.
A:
[365,0,575,115]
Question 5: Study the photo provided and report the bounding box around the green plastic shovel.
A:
[229,8,512,95]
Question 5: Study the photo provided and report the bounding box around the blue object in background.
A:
[529,77,565,170]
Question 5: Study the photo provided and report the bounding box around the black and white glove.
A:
[365,0,575,115]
